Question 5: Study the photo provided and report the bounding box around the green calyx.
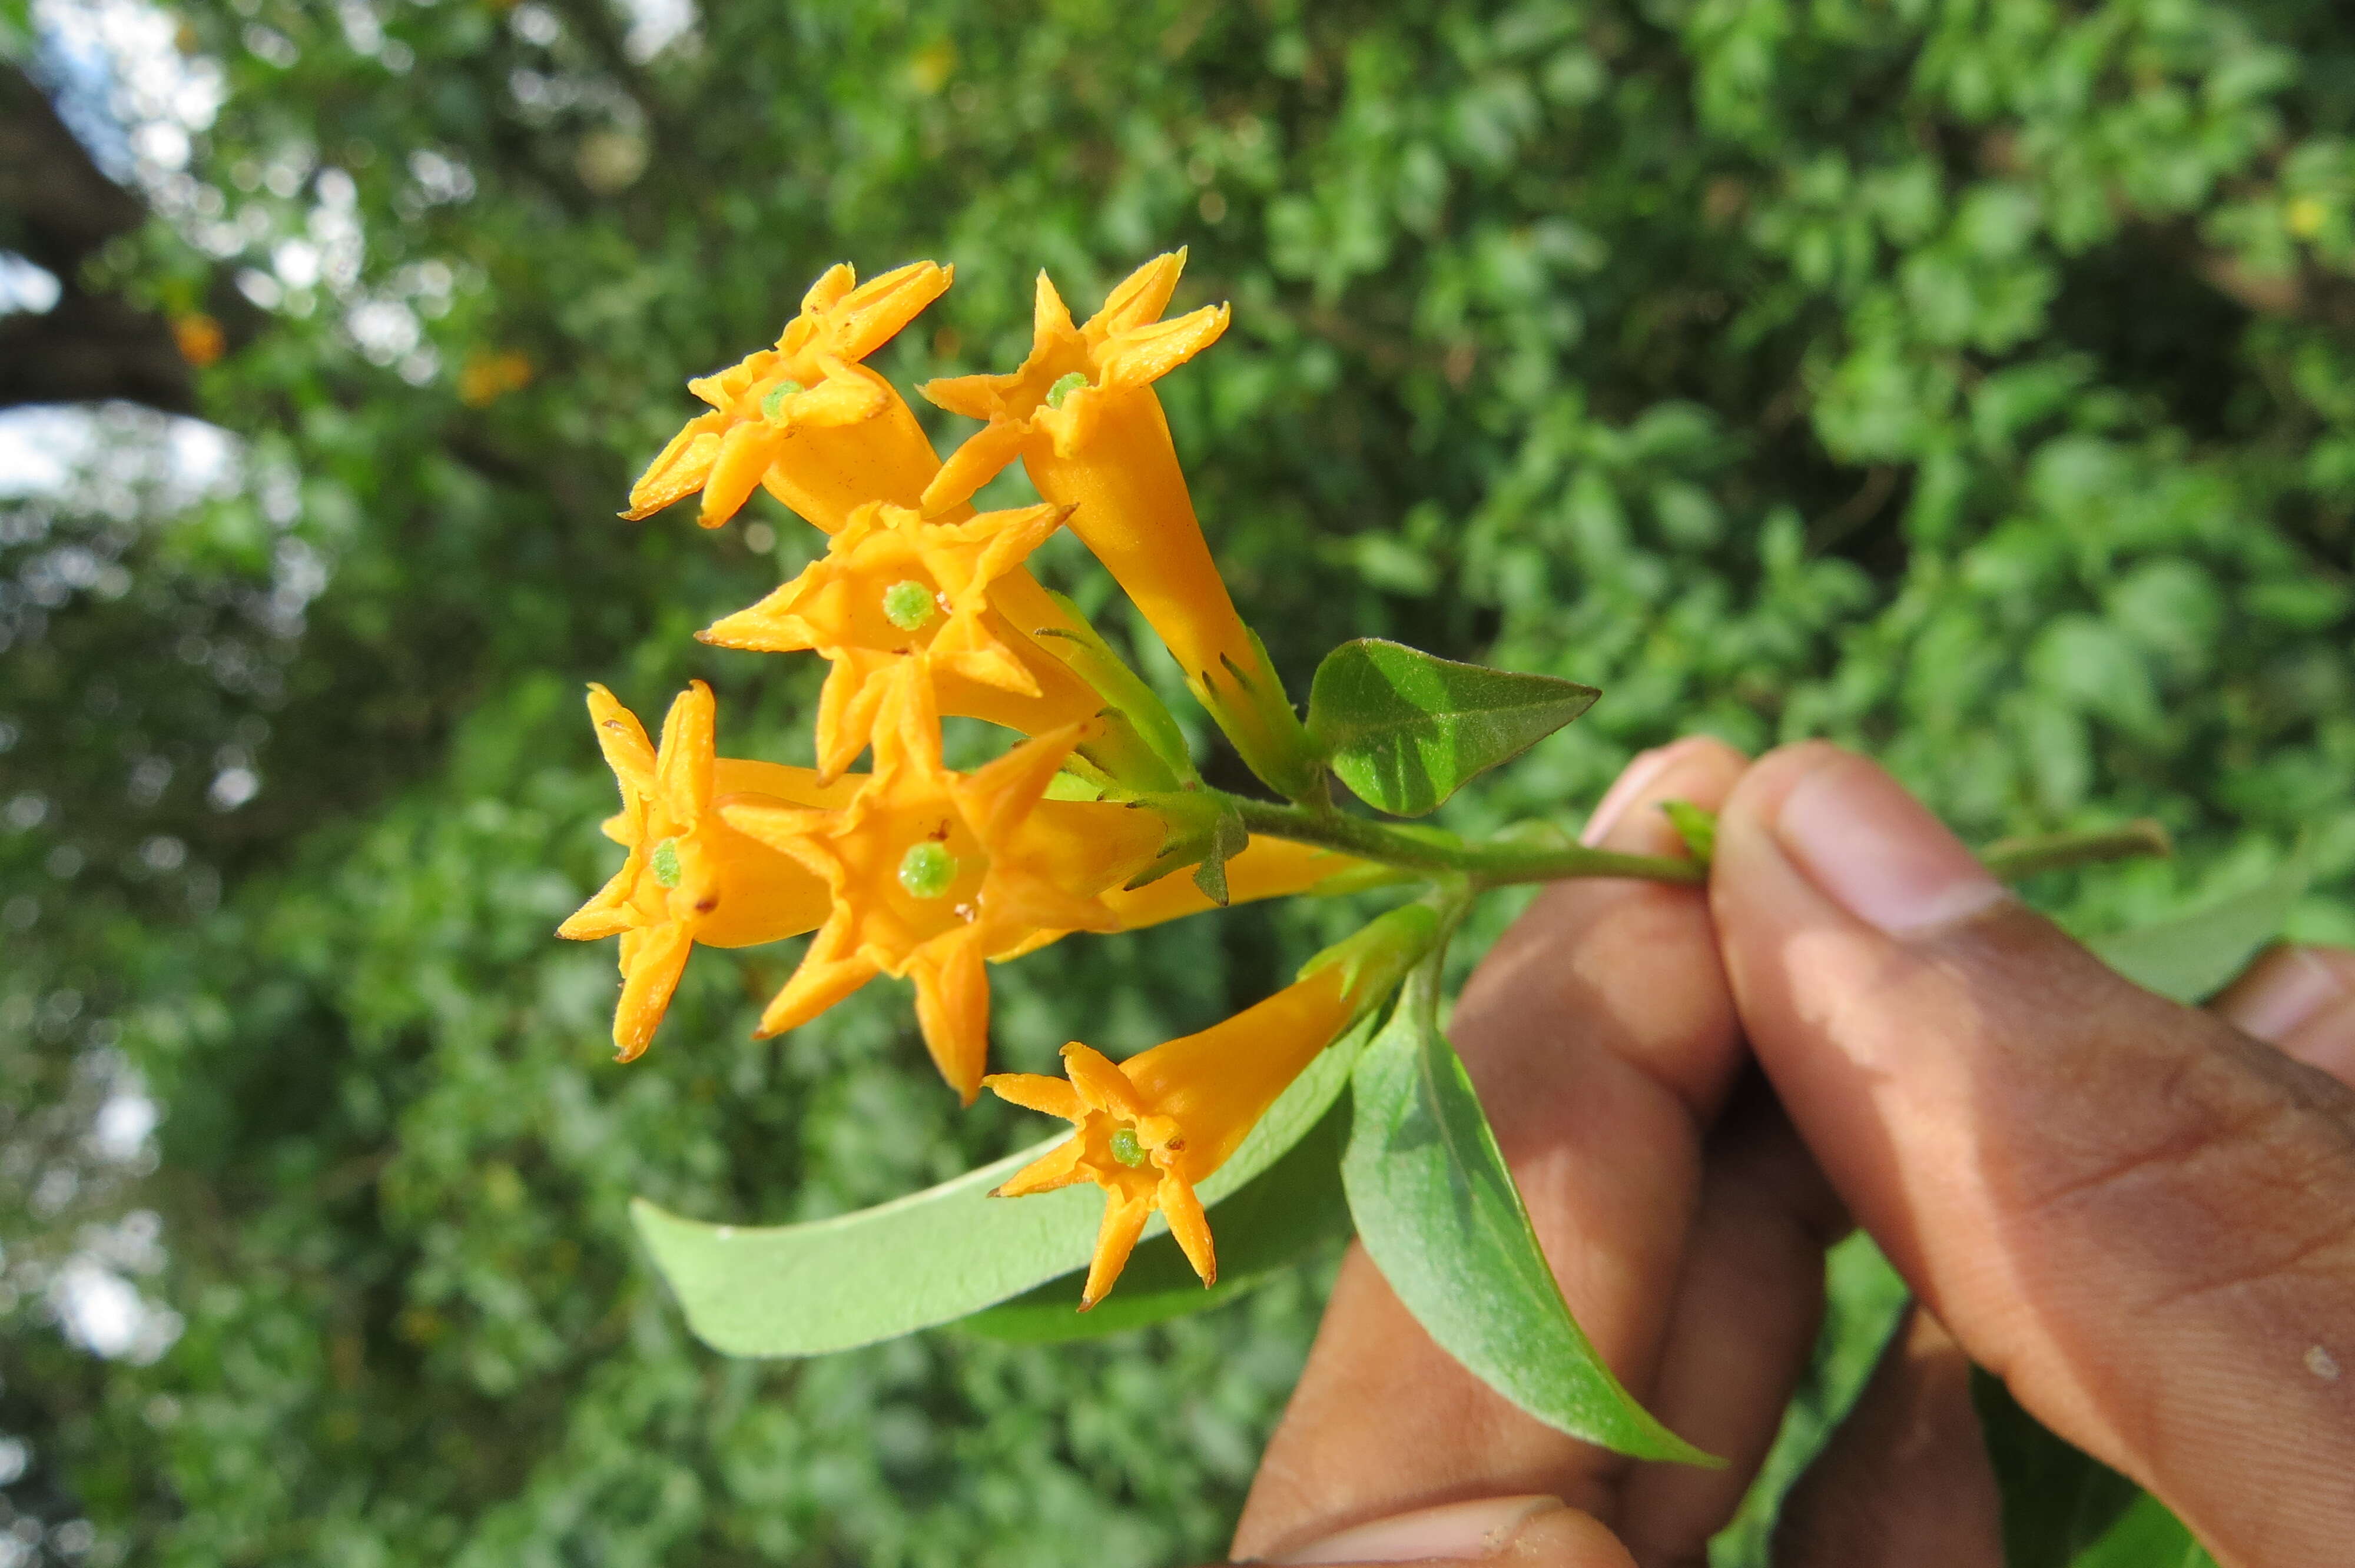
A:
[760,379,805,420]
[1044,371,1089,410]
[649,838,683,889]
[881,580,938,632]
[897,841,958,899]
[1107,1127,1146,1168]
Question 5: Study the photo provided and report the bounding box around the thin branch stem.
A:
[1981,819,2173,881]
[1226,796,1704,888]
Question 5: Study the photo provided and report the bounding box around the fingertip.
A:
[2217,944,2355,1088]
[1581,735,1749,857]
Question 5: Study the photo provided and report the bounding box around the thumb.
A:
[1709,742,2355,1568]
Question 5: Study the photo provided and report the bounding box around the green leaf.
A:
[1972,1370,2142,1566]
[1659,799,1716,865]
[960,1099,1355,1344]
[1307,639,1600,818]
[632,1015,1376,1357]
[2072,1493,2217,1568]
[1341,1002,1716,1464]
[2084,861,2307,1003]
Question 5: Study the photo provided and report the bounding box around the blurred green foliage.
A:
[3,0,2351,1563]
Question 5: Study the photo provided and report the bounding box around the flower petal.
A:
[1094,303,1230,390]
[990,1134,1090,1197]
[920,417,1029,515]
[697,422,779,529]
[755,936,876,1038]
[1092,250,1185,337]
[981,1072,1089,1124]
[1080,1190,1153,1309]
[586,683,659,800]
[623,412,727,520]
[613,921,694,1062]
[1157,1168,1217,1287]
[1060,1041,1147,1121]
[912,935,993,1103]
[655,681,717,826]
[830,260,952,361]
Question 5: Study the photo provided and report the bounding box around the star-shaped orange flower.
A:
[558,681,862,1061]
[920,253,1318,797]
[984,964,1355,1307]
[698,499,1090,780]
[718,679,1164,1101]
[624,260,953,531]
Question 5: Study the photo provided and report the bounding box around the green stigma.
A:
[760,379,805,420]
[1108,1127,1146,1168]
[1044,371,1089,410]
[881,579,937,632]
[649,838,683,889]
[897,841,957,899]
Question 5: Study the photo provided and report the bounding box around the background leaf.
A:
[960,1101,1354,1344]
[1972,1370,2142,1566]
[633,1016,1375,1357]
[1341,1001,1714,1464]
[2083,862,2307,1002]
[1307,639,1599,817]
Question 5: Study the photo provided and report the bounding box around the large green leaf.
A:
[1340,1002,1716,1464]
[632,1015,1374,1357]
[1307,639,1600,818]
[2084,861,2307,1003]
[960,1099,1355,1344]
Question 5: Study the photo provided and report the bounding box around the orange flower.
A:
[698,499,1104,780]
[920,251,1319,797]
[983,967,1356,1308]
[719,680,1166,1101]
[623,260,953,530]
[987,905,1435,1305]
[558,682,858,1061]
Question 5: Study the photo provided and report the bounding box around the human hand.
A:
[1222,740,2355,1566]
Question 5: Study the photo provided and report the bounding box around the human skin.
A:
[1217,738,2355,1567]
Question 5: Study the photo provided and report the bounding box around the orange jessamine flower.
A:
[983,964,1358,1308]
[920,252,1318,796]
[718,682,1166,1102]
[699,499,1103,780]
[624,260,953,530]
[558,681,859,1061]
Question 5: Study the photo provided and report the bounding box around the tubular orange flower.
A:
[698,499,1104,780]
[558,682,860,1061]
[919,251,1319,796]
[623,260,953,531]
[983,965,1358,1308]
[718,679,1167,1102]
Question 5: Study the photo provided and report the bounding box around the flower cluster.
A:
[564,255,1400,1295]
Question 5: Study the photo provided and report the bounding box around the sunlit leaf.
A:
[1341,1001,1716,1463]
[1308,639,1599,817]
[2084,861,2307,1003]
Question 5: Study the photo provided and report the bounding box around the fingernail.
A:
[1268,1496,1566,1564]
[1776,752,2008,936]
[2220,947,2347,1045]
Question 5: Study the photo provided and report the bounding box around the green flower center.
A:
[1044,371,1089,410]
[1108,1127,1146,1168]
[649,838,683,889]
[881,579,937,632]
[759,379,805,420]
[897,841,957,899]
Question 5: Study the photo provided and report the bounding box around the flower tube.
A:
[921,251,1321,797]
[984,905,1436,1306]
[557,682,861,1061]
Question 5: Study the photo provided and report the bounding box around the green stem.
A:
[1227,796,1704,888]
[1981,819,2173,882]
